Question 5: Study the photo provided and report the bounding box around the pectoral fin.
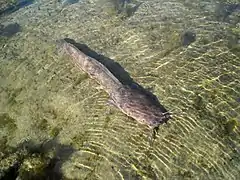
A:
[107,99,118,107]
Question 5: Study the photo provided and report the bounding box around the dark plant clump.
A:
[0,138,76,179]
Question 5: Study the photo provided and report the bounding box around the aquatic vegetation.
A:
[37,119,48,131]
[109,0,142,18]
[192,93,205,111]
[0,139,76,179]
[226,25,240,56]
[0,0,35,16]
[0,113,17,136]
[6,87,23,105]
[225,118,238,134]
[19,155,50,179]
[178,169,194,178]
[229,43,240,57]
[0,23,21,37]
[0,0,17,11]
[0,136,15,160]
[49,127,61,137]
[0,153,20,179]
[72,74,89,89]
[230,26,240,36]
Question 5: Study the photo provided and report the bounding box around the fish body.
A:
[57,39,170,128]
[57,39,123,96]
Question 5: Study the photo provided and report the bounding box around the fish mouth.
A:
[149,113,171,128]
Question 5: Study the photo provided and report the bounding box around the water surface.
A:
[0,0,239,179]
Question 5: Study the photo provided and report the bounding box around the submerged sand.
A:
[0,0,239,179]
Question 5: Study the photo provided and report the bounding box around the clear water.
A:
[0,0,239,179]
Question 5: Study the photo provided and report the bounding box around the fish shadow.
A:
[0,0,35,17]
[0,23,21,37]
[215,3,240,22]
[63,38,170,121]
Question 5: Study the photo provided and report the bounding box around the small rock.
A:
[0,23,21,37]
[181,31,196,47]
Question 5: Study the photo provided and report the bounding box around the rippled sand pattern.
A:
[0,0,239,179]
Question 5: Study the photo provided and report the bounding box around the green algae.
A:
[230,27,240,36]
[228,26,240,56]
[0,113,15,128]
[106,0,142,19]
[37,119,48,131]
[0,0,17,10]
[178,169,194,179]
[0,137,8,158]
[49,126,62,138]
[0,113,17,137]
[19,155,49,179]
[0,36,8,44]
[229,43,240,56]
[6,87,23,105]
[192,93,205,111]
[225,118,238,134]
[72,74,89,88]
[0,138,75,179]
[0,153,20,178]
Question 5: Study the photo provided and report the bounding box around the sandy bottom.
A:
[0,0,239,179]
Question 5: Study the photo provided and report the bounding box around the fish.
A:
[56,39,170,128]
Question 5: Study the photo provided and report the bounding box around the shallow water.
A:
[0,0,239,179]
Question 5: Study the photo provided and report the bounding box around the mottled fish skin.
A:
[57,39,170,128]
[57,39,123,96]
[111,86,170,127]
